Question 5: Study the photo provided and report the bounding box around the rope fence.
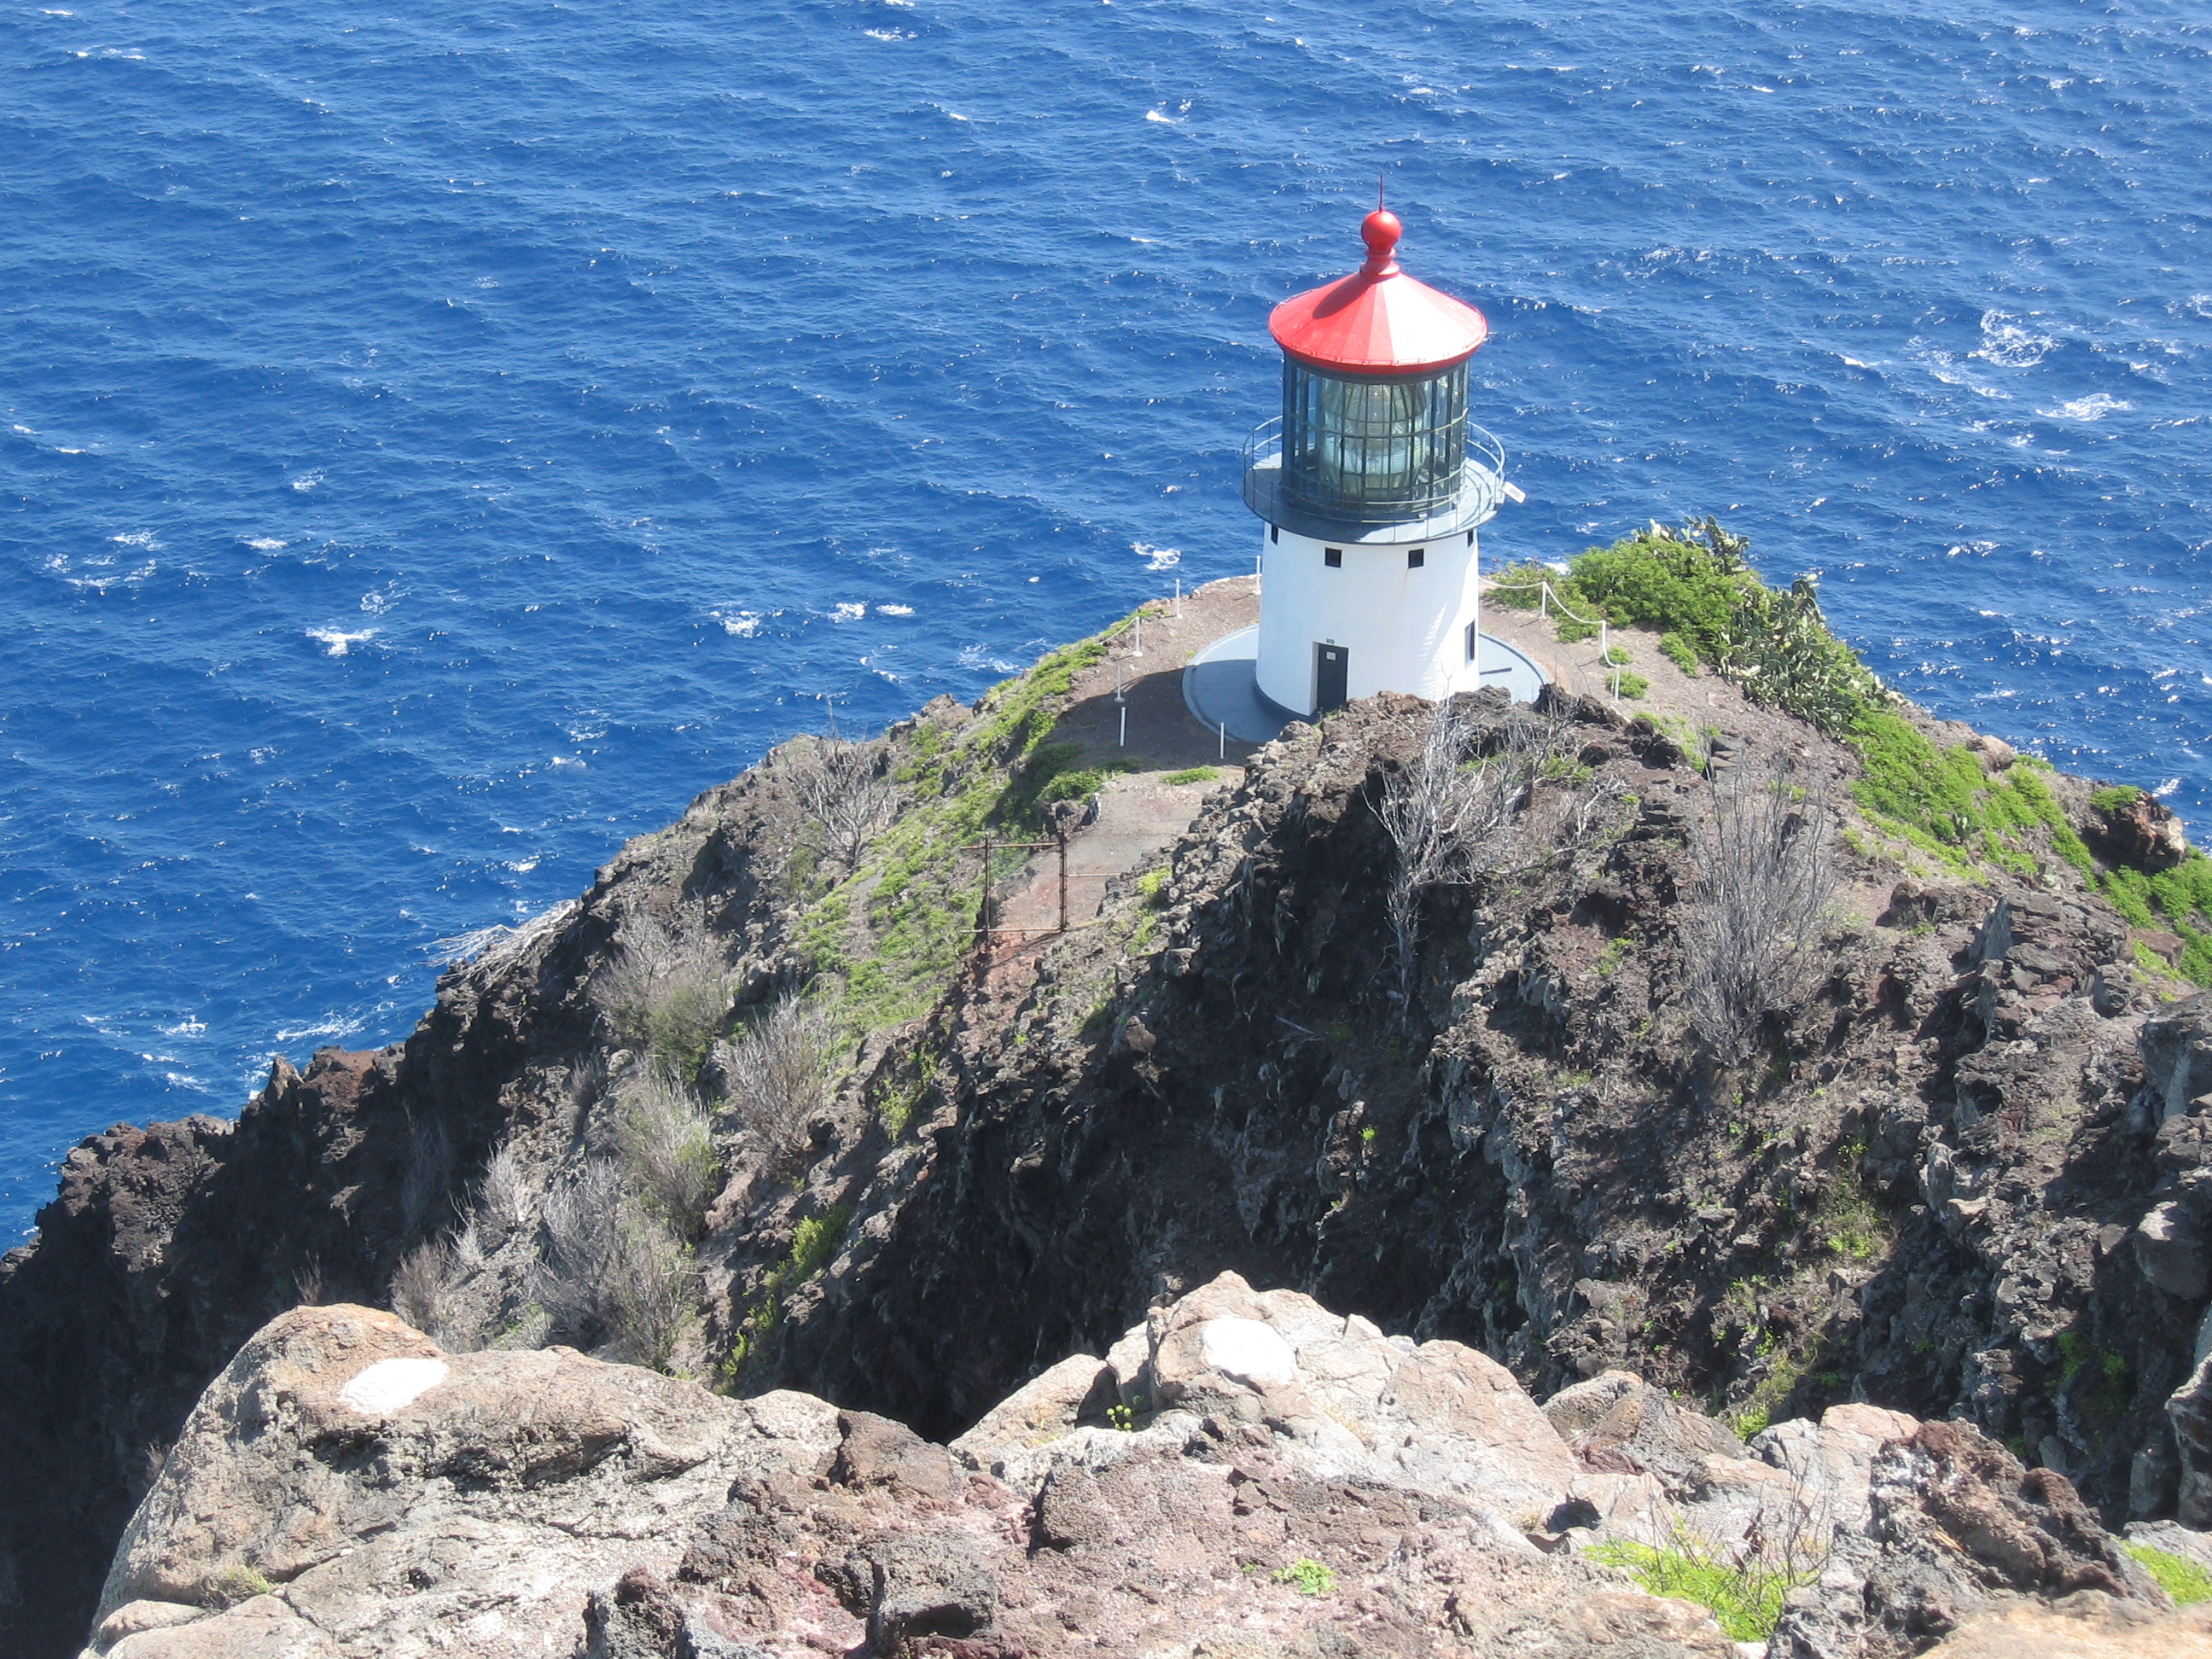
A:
[1484,577,1627,701]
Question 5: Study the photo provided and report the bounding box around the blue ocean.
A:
[3,0,2208,1237]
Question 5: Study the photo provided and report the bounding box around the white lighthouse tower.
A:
[1241,206,1517,717]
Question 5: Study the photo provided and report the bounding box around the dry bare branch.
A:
[475,1138,533,1237]
[391,1233,484,1352]
[533,1161,698,1369]
[718,992,833,1176]
[594,921,732,1080]
[615,1072,720,1237]
[1681,757,1838,1062]
[1376,700,1589,989]
[778,734,899,872]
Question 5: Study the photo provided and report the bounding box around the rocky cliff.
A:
[68,1275,2198,1658]
[8,584,2212,1656]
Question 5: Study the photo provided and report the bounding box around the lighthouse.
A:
[1240,206,1519,717]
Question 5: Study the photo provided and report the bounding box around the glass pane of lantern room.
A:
[1284,362,1467,521]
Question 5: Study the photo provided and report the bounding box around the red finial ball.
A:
[1361,207,1402,265]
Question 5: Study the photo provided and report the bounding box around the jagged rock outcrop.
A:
[73,1275,2186,1659]
[7,617,2212,1657]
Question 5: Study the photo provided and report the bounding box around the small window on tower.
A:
[1324,548,1342,568]
[1465,530,1475,546]
[1270,526,1279,544]
[1407,548,1425,569]
[1466,621,1478,662]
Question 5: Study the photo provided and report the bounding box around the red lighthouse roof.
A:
[1267,208,1488,375]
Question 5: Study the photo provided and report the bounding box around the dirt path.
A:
[980,577,1260,976]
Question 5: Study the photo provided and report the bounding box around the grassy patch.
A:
[1586,1537,1813,1643]
[805,614,1141,1033]
[725,1202,854,1378]
[1164,765,1221,786]
[1273,1557,1336,1596]
[2123,1541,2212,1605]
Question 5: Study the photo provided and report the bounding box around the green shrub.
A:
[1659,632,1701,675]
[1164,765,1221,786]
[785,1205,851,1282]
[2090,784,2145,813]
[1602,645,1633,667]
[1273,1557,1336,1596]
[1572,522,1753,664]
[2123,1541,2212,1605]
[1585,1536,1813,1642]
[1611,669,1650,700]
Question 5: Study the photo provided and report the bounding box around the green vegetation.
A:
[1105,1394,1147,1432]
[1658,631,1701,675]
[1812,1176,1887,1263]
[1602,645,1633,667]
[212,1563,278,1607]
[1502,520,2210,980]
[1164,765,1222,786]
[725,1202,854,1378]
[795,614,1143,1033]
[1586,1537,1813,1642]
[2123,1541,2212,1605]
[783,1205,850,1282]
[2057,1330,2134,1417]
[1136,866,1170,905]
[1273,1557,1337,1597]
[1612,668,1650,700]
[1594,935,1633,977]
[2101,853,2212,983]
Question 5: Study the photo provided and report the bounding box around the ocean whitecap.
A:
[714,610,762,637]
[876,603,916,616]
[1133,542,1181,570]
[1971,310,2059,369]
[2037,393,2130,422]
[308,627,374,656]
[830,602,865,621]
[246,538,288,552]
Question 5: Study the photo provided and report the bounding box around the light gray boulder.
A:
[82,1303,838,1659]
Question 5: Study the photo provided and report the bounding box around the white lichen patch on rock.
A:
[1196,1315,1297,1386]
[334,1356,448,1416]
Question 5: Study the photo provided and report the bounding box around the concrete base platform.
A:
[1183,626,1551,745]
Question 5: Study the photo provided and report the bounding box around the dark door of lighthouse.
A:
[1314,643,1349,713]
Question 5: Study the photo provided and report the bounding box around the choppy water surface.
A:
[3,0,2208,1233]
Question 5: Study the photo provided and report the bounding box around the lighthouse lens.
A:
[1281,360,1468,523]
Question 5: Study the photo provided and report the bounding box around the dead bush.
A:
[1377,699,1604,989]
[719,992,832,1175]
[534,1161,697,1370]
[778,733,899,871]
[475,1138,533,1237]
[391,1228,485,1351]
[615,1072,719,1237]
[1682,760,1837,1062]
[595,923,732,1081]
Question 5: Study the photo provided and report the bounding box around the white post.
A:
[1115,663,1124,701]
[1174,576,1182,616]
[1119,704,1127,748]
[1218,719,1227,760]
[1134,614,1143,658]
